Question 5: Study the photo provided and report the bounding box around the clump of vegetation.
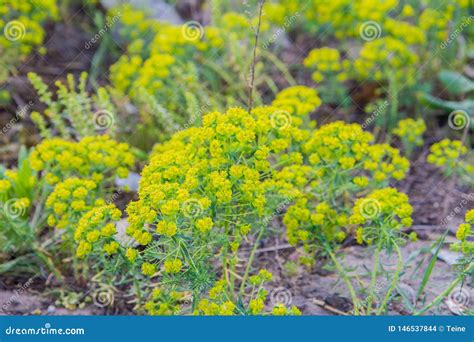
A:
[0,0,472,318]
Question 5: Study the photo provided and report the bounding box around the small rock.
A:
[115,172,141,192]
[115,218,135,245]
[101,0,183,25]
[437,249,463,266]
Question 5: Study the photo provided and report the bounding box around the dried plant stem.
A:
[247,0,265,113]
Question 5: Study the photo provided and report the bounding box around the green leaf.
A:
[18,145,28,164]
[416,235,445,303]
[420,93,474,125]
[438,70,474,95]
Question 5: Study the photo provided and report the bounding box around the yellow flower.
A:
[142,262,157,276]
[393,118,426,152]
[163,259,182,274]
[156,220,177,237]
[103,241,120,255]
[465,210,474,224]
[126,248,138,263]
[0,179,11,193]
[195,217,213,233]
[249,298,264,314]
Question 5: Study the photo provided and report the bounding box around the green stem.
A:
[326,246,360,315]
[376,243,403,315]
[414,263,473,315]
[260,50,297,86]
[366,241,382,314]
[388,72,398,132]
[239,227,265,296]
[223,206,233,297]
[34,246,64,282]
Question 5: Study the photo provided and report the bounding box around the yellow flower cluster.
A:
[393,118,426,153]
[353,0,398,22]
[302,121,409,182]
[303,47,349,83]
[283,0,397,39]
[427,139,467,169]
[29,135,135,184]
[109,3,294,139]
[112,4,160,43]
[109,5,224,98]
[196,270,300,315]
[74,204,122,258]
[451,210,473,255]
[350,187,413,236]
[163,259,183,274]
[284,198,347,248]
[0,168,36,196]
[419,7,454,42]
[110,54,177,96]
[0,0,57,58]
[354,37,419,85]
[123,104,308,300]
[290,0,352,39]
[145,288,189,315]
[45,178,101,230]
[0,179,11,194]
[152,22,222,56]
[196,298,237,316]
[384,19,426,45]
[271,85,322,120]
[281,121,409,254]
[195,279,237,315]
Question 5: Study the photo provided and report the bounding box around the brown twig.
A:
[311,298,350,316]
[247,0,265,113]
[254,243,293,254]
